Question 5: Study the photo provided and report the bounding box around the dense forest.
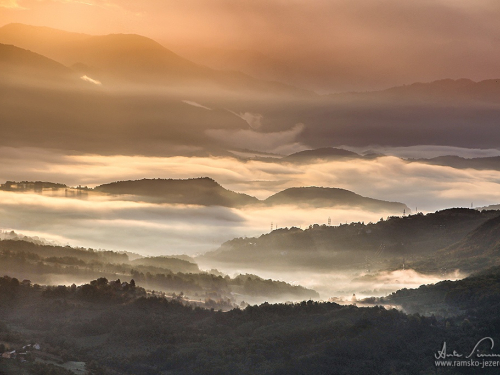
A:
[2,270,500,374]
[364,265,500,316]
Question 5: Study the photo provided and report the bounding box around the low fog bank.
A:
[0,190,403,256]
[192,262,464,301]
[2,147,500,210]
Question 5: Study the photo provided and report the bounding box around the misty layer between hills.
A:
[199,208,500,275]
[1,178,410,212]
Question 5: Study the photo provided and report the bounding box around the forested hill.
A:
[200,208,500,272]
[0,237,318,306]
[264,186,408,211]
[413,213,500,273]
[3,270,500,374]
[94,177,259,207]
[1,178,410,211]
[366,265,500,317]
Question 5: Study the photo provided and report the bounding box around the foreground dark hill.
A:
[264,187,408,212]
[95,178,259,207]
[200,208,500,272]
[2,270,500,374]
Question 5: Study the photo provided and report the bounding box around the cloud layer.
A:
[2,145,500,216]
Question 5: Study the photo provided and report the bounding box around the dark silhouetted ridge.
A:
[265,187,408,211]
[94,177,259,207]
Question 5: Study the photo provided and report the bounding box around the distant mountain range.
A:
[409,155,500,171]
[282,147,500,172]
[3,23,500,153]
[0,23,308,95]
[1,177,409,212]
[282,148,361,163]
[332,78,500,105]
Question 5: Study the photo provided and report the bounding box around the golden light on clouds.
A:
[1,147,500,210]
[2,0,500,91]
[0,0,25,9]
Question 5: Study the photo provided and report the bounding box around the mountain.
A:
[283,147,361,163]
[334,78,500,105]
[3,178,410,212]
[299,79,500,150]
[451,214,500,256]
[382,78,500,104]
[0,23,309,95]
[130,256,200,274]
[0,43,79,85]
[366,265,500,316]
[200,208,500,271]
[94,178,260,207]
[413,213,500,274]
[264,187,409,212]
[410,155,500,171]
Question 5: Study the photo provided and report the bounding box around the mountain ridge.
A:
[200,208,500,271]
[0,43,81,84]
[0,23,311,95]
[1,177,409,212]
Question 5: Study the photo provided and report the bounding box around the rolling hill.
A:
[264,187,408,212]
[94,178,260,207]
[413,214,500,274]
[200,208,500,271]
[3,178,410,212]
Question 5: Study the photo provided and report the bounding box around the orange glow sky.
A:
[2,0,500,92]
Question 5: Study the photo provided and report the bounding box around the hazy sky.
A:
[2,0,500,91]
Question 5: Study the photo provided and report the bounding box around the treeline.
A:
[366,265,500,317]
[0,239,318,305]
[3,273,500,374]
[203,208,500,272]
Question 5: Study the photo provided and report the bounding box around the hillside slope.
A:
[264,187,409,212]
[94,178,260,207]
[200,209,500,271]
